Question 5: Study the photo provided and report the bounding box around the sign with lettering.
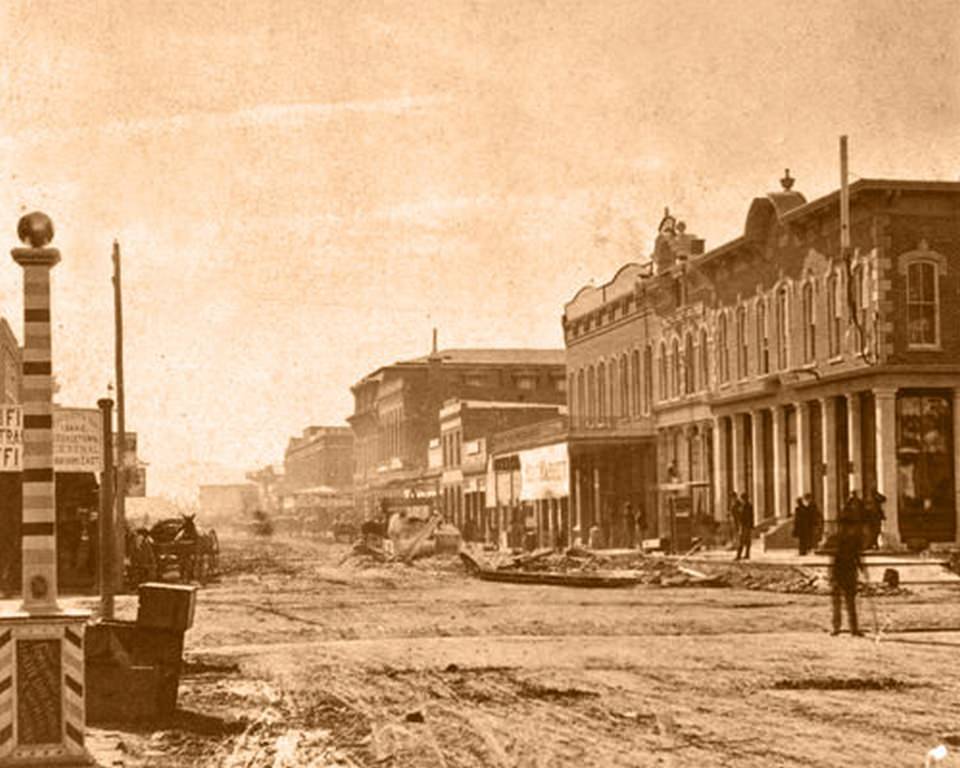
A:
[0,407,102,473]
[518,442,569,501]
[0,406,22,470]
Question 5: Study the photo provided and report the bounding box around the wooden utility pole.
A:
[112,241,126,591]
[98,397,115,619]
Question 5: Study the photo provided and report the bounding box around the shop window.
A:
[906,261,939,347]
[897,393,954,536]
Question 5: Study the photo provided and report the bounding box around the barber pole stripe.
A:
[0,630,11,755]
[19,262,57,611]
[61,626,86,750]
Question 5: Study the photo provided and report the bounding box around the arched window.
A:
[827,271,841,357]
[736,305,748,379]
[631,349,641,416]
[597,361,607,421]
[718,313,729,383]
[658,342,668,401]
[620,354,629,416]
[699,328,709,391]
[587,365,596,424]
[776,286,789,370]
[907,260,939,346]
[576,370,585,423]
[756,299,769,375]
[671,338,681,398]
[802,281,816,363]
[684,333,695,394]
[607,357,620,419]
[643,345,653,413]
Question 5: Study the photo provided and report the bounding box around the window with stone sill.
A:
[801,281,816,363]
[906,260,939,347]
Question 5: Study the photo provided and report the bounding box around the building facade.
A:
[487,416,571,550]
[283,426,354,492]
[564,176,960,549]
[349,344,567,515]
[439,399,565,540]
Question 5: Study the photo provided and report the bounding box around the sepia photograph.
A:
[1,0,959,765]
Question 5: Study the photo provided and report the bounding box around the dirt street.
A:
[89,536,960,767]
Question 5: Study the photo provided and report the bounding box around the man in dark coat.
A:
[830,519,867,636]
[728,491,742,550]
[793,496,813,555]
[735,492,754,561]
[864,488,886,550]
[802,492,822,549]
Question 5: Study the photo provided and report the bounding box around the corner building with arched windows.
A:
[563,177,960,550]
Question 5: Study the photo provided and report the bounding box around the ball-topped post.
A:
[0,213,91,766]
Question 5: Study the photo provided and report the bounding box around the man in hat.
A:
[830,518,868,636]
[735,491,754,561]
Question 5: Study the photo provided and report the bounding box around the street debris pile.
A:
[459,547,911,595]
[771,676,913,691]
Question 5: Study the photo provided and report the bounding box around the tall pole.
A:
[98,398,115,620]
[839,135,851,255]
[2,212,91,765]
[112,241,126,591]
[11,213,60,614]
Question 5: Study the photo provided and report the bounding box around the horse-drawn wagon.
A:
[126,514,219,587]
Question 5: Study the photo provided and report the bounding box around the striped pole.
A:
[11,213,60,614]
[0,213,90,766]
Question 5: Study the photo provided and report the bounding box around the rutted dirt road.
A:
[88,536,960,767]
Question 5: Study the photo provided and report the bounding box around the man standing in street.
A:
[830,518,867,636]
[735,491,754,561]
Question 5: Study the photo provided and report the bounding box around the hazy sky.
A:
[1,0,958,498]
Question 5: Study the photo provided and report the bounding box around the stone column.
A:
[874,388,900,548]
[771,406,787,519]
[593,466,601,546]
[574,468,582,545]
[847,392,862,493]
[731,414,745,495]
[795,401,811,497]
[821,396,838,536]
[955,390,960,545]
[751,411,765,519]
[712,417,727,519]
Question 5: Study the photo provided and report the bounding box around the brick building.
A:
[564,175,960,550]
[438,399,565,540]
[283,426,354,492]
[349,341,566,515]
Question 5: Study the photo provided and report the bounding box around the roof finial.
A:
[780,169,795,191]
[431,327,438,356]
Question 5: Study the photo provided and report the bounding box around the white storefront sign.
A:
[0,406,102,473]
[518,442,569,501]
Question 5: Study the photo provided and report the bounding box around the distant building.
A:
[199,483,259,522]
[564,175,960,550]
[439,399,565,540]
[246,464,284,514]
[349,337,567,514]
[283,426,354,492]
